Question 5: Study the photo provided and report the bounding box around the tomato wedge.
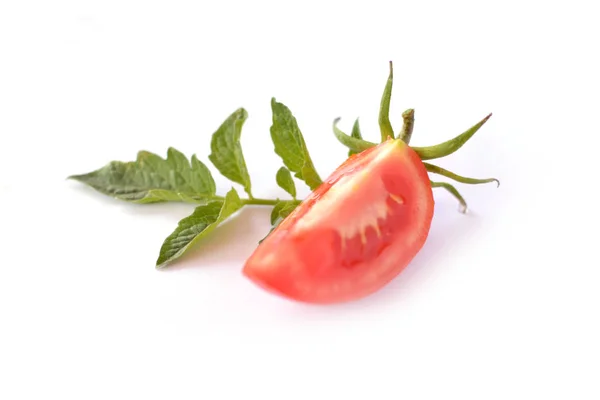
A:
[243,138,434,304]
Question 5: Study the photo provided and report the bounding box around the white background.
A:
[1,1,598,399]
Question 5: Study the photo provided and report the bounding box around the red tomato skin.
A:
[243,139,434,304]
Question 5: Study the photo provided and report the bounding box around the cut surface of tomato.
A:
[243,138,434,304]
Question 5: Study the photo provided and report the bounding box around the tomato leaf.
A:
[270,98,323,190]
[208,108,253,197]
[259,200,299,244]
[276,167,297,199]
[270,200,298,225]
[348,118,363,156]
[156,188,243,268]
[69,148,216,203]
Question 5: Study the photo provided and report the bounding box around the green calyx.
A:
[411,113,492,161]
[378,61,395,141]
[332,61,499,212]
[423,163,499,188]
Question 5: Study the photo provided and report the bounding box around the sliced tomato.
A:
[243,138,434,304]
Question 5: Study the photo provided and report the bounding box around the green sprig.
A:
[70,100,313,268]
[70,61,499,268]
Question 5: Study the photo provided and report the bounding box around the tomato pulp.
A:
[243,138,434,304]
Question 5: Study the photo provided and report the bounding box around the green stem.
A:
[412,113,492,160]
[424,163,499,187]
[242,198,280,206]
[378,61,395,142]
[242,198,301,207]
[398,108,415,144]
[191,195,294,207]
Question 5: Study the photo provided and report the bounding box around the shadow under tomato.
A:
[156,198,481,308]
[73,180,485,308]
[356,208,480,306]
[283,202,483,314]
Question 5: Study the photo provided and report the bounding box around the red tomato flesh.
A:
[243,138,434,304]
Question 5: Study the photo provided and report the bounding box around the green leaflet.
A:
[69,148,216,203]
[156,188,243,268]
[348,118,363,156]
[276,167,296,199]
[270,200,298,225]
[259,200,299,244]
[270,98,323,190]
[208,108,253,197]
